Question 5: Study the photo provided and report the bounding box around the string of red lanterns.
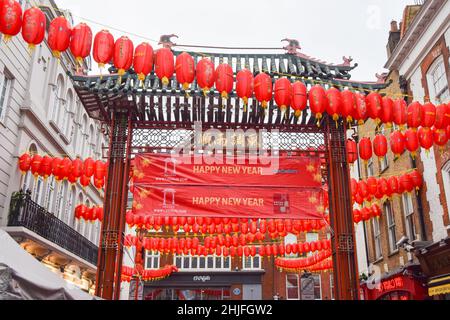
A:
[18,153,107,190]
[121,265,178,283]
[275,250,332,271]
[74,204,104,223]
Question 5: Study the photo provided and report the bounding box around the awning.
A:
[428,275,450,297]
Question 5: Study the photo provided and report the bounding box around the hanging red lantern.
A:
[404,129,420,159]
[358,137,373,163]
[422,102,436,129]
[70,23,93,65]
[80,175,90,188]
[379,96,394,127]
[366,177,378,196]
[68,173,77,185]
[94,178,105,190]
[71,158,84,178]
[399,174,414,193]
[373,134,388,159]
[290,81,308,118]
[447,125,450,141]
[21,7,46,50]
[0,0,22,41]
[351,178,359,197]
[18,153,32,174]
[309,85,327,126]
[93,30,114,69]
[371,204,382,218]
[274,78,293,114]
[346,139,358,164]
[326,87,343,124]
[418,127,433,151]
[435,104,450,132]
[60,158,72,180]
[434,129,448,150]
[83,158,95,177]
[51,158,62,180]
[196,58,216,95]
[133,42,154,81]
[378,178,390,197]
[94,160,107,180]
[30,154,42,177]
[114,36,134,77]
[409,170,423,191]
[354,93,368,125]
[361,208,371,221]
[407,102,423,131]
[39,156,53,179]
[393,99,408,130]
[155,48,175,87]
[236,69,254,107]
[254,73,273,109]
[341,90,357,124]
[175,52,195,90]
[215,63,234,99]
[388,176,399,195]
[390,130,406,157]
[48,16,72,59]
[366,92,383,124]
[358,180,370,200]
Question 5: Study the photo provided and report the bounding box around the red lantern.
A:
[94,160,107,180]
[48,16,72,59]
[354,93,368,125]
[347,139,358,164]
[114,36,134,77]
[196,58,216,95]
[434,129,448,150]
[93,30,114,69]
[0,0,22,41]
[60,158,72,180]
[309,85,327,125]
[51,158,62,179]
[418,127,433,151]
[373,134,388,159]
[358,138,373,163]
[399,174,414,193]
[30,154,42,177]
[94,178,104,190]
[407,102,423,131]
[393,99,408,130]
[71,158,84,178]
[358,180,370,200]
[274,78,293,113]
[21,7,46,50]
[155,48,175,87]
[254,73,273,109]
[133,42,154,81]
[447,125,450,141]
[215,64,234,99]
[366,92,383,124]
[341,90,357,124]
[18,153,31,174]
[361,208,371,221]
[70,23,93,65]
[80,175,90,188]
[291,81,307,118]
[367,177,378,196]
[404,129,419,159]
[390,130,406,157]
[380,97,394,127]
[351,178,359,197]
[435,104,450,132]
[236,69,254,106]
[84,158,95,177]
[326,87,343,123]
[371,204,382,218]
[409,170,423,191]
[422,102,436,129]
[388,176,399,195]
[39,156,53,179]
[378,178,390,197]
[175,52,195,90]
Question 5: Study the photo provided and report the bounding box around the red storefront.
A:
[361,265,429,300]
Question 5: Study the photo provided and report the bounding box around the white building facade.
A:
[0,0,107,294]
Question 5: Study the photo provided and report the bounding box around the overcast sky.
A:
[55,0,414,81]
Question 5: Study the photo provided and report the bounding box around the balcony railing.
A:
[7,190,98,266]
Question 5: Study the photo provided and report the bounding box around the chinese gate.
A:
[71,45,388,300]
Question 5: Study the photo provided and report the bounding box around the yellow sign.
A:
[429,284,450,296]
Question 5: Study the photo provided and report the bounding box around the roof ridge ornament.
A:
[159,34,179,49]
[282,38,301,54]
[340,56,353,67]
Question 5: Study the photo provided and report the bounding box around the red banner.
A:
[133,185,325,219]
[132,154,322,188]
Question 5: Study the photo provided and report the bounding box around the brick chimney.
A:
[386,20,401,59]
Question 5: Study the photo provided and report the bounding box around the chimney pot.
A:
[390,20,399,32]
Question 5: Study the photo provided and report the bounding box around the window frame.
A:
[242,254,262,270]
[286,274,300,300]
[145,250,161,270]
[402,193,417,241]
[428,57,449,104]
[372,218,383,260]
[313,274,322,300]
[0,70,12,124]
[384,201,398,254]
[174,255,231,272]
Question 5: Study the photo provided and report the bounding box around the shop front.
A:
[143,271,264,301]
[416,237,450,300]
[361,265,428,300]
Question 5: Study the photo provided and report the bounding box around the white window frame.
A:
[367,158,374,177]
[44,176,56,213]
[32,176,45,207]
[306,233,319,257]
[285,233,298,258]
[174,255,231,272]
[313,274,322,300]
[145,250,161,270]
[242,255,262,270]
[0,70,12,124]
[384,201,397,254]
[402,193,417,241]
[286,274,300,300]
[427,56,449,104]
[372,218,382,260]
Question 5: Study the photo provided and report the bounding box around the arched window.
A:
[427,57,449,104]
[63,90,74,138]
[80,114,88,157]
[44,176,56,213]
[56,180,69,221]
[50,75,64,124]
[65,186,76,227]
[89,125,95,157]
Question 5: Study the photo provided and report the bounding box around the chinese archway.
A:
[71,39,389,300]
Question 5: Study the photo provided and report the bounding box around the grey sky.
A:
[55,0,414,81]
